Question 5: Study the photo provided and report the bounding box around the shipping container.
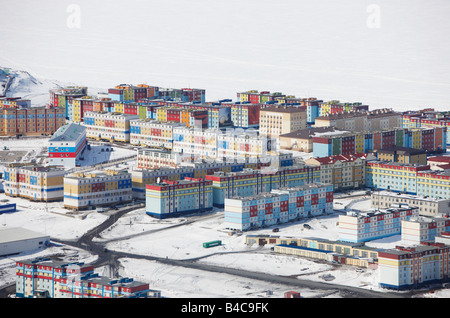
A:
[203,240,222,248]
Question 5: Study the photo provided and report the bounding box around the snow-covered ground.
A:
[1,187,448,298]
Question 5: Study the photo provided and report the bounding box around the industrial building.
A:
[0,227,50,257]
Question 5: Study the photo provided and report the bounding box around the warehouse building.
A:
[0,227,50,257]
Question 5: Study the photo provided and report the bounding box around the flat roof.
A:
[0,227,49,244]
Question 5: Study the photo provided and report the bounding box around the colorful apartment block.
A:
[0,105,65,136]
[172,126,220,159]
[63,169,132,210]
[401,216,450,245]
[378,243,450,290]
[130,119,182,148]
[305,153,373,191]
[312,127,447,158]
[49,86,88,119]
[224,182,333,231]
[131,154,295,199]
[3,164,65,201]
[205,164,321,207]
[72,96,96,122]
[365,161,450,199]
[145,177,213,219]
[402,109,450,145]
[108,84,149,103]
[211,101,261,128]
[318,100,369,117]
[338,206,419,243]
[48,123,87,168]
[15,258,160,298]
[83,111,139,142]
[0,97,31,108]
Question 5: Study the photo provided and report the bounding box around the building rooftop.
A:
[49,123,86,142]
[375,146,426,156]
[0,227,49,244]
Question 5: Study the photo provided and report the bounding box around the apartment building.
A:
[0,106,65,137]
[83,111,139,142]
[16,258,160,298]
[224,182,333,231]
[374,146,427,165]
[314,108,401,132]
[131,154,296,199]
[279,127,344,152]
[136,148,182,169]
[401,216,450,245]
[3,164,65,201]
[402,109,450,145]
[130,119,182,149]
[305,153,373,191]
[378,243,450,290]
[365,161,450,199]
[205,164,321,207]
[145,177,213,219]
[48,123,87,168]
[338,206,419,243]
[49,86,88,119]
[318,100,369,117]
[312,127,446,157]
[172,126,220,159]
[370,191,450,217]
[0,97,31,108]
[63,169,132,210]
[259,106,307,138]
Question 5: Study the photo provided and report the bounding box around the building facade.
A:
[3,164,65,201]
[401,216,450,245]
[224,183,333,231]
[206,164,321,207]
[48,123,87,168]
[83,111,139,142]
[338,206,419,243]
[145,177,213,219]
[0,106,65,136]
[305,153,373,191]
[378,243,450,290]
[259,106,307,138]
[63,169,132,210]
[370,191,450,217]
[16,258,160,298]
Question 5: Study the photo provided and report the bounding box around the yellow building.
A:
[259,106,307,138]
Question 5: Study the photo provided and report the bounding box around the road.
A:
[0,204,417,298]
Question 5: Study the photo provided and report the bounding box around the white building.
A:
[83,111,139,142]
[371,191,450,217]
[338,206,419,243]
[401,216,450,245]
[0,227,50,257]
[48,123,87,169]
